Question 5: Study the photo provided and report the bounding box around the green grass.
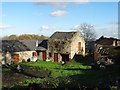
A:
[2,67,11,72]
[20,60,120,86]
[21,60,91,77]
[21,60,91,70]
[3,59,120,88]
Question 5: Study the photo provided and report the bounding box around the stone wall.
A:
[38,51,43,60]
[48,32,85,62]
[70,32,85,59]
[48,39,71,54]
[0,52,4,64]
[117,41,120,46]
[0,52,12,65]
[14,51,36,62]
[48,39,71,62]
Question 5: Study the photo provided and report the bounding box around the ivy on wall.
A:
[48,39,71,54]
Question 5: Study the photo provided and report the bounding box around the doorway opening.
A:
[61,54,69,62]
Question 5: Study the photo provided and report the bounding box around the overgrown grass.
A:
[20,60,120,86]
[21,60,91,77]
[2,66,11,72]
[3,59,120,88]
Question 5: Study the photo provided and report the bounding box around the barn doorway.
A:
[32,52,37,57]
[12,54,19,64]
[42,51,46,61]
[78,42,81,51]
[61,54,69,62]
[54,53,58,62]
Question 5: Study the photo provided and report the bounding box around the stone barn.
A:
[47,31,85,62]
[1,40,38,64]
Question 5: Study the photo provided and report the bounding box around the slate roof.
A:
[96,36,120,45]
[19,40,37,50]
[2,40,37,52]
[36,40,48,51]
[49,32,77,40]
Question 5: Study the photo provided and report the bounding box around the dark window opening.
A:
[62,42,65,44]
[49,52,52,57]
[36,51,39,56]
[32,52,37,56]
[61,54,69,62]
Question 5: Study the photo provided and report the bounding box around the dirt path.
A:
[2,72,31,87]
[2,66,51,88]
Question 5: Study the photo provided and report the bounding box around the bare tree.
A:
[75,23,96,41]
[73,23,96,54]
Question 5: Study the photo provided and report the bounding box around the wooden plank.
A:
[54,53,58,62]
[42,51,46,61]
[78,42,81,51]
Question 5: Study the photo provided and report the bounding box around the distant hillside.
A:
[1,34,49,40]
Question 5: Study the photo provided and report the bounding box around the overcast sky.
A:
[0,1,118,39]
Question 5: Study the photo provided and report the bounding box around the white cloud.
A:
[50,10,67,17]
[34,0,89,2]
[0,24,14,30]
[72,22,118,39]
[34,1,89,18]
[34,2,67,9]
[73,24,81,30]
[50,2,67,9]
[72,24,94,30]
[40,24,74,36]
[95,22,118,38]
[40,24,59,30]
[40,25,50,30]
[34,1,89,9]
